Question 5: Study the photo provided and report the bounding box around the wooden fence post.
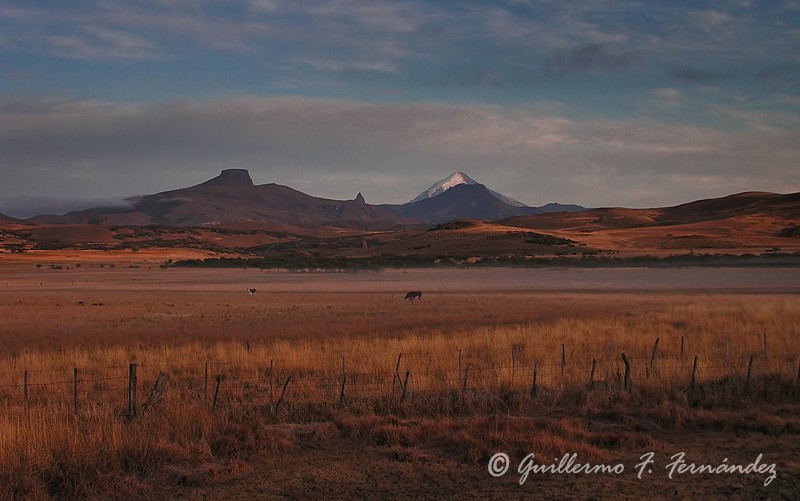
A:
[681,336,685,370]
[268,359,274,405]
[400,370,410,402]
[23,371,28,407]
[73,368,79,414]
[128,363,138,418]
[393,353,403,395]
[588,359,597,390]
[650,337,660,375]
[203,362,208,404]
[530,364,538,398]
[211,375,222,412]
[690,355,699,398]
[561,343,566,376]
[745,355,754,394]
[458,349,462,383]
[763,332,768,361]
[511,346,516,385]
[621,353,631,391]
[339,355,346,404]
[142,372,169,415]
[275,376,291,414]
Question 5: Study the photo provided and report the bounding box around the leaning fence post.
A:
[588,359,597,390]
[650,337,660,375]
[763,332,768,361]
[690,355,699,398]
[23,371,28,407]
[561,343,566,375]
[745,354,754,394]
[211,375,223,412]
[128,363,138,418]
[73,368,79,414]
[142,372,169,415]
[621,353,631,391]
[530,364,538,398]
[275,376,291,414]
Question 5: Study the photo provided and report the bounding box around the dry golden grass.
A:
[0,287,798,497]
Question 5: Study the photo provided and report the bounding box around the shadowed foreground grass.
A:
[0,292,798,498]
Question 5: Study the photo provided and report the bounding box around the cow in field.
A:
[248,288,257,295]
[405,291,422,301]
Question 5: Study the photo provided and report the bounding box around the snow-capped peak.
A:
[410,171,527,207]
[410,171,478,203]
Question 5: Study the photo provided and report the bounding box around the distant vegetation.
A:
[170,251,800,270]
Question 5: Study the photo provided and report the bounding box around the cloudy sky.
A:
[1,0,799,216]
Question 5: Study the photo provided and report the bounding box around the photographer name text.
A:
[487,452,777,487]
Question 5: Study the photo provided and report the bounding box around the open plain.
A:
[0,262,799,499]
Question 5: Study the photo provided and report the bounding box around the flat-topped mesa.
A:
[201,169,254,188]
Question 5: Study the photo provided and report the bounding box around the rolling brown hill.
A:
[497,191,800,256]
[44,169,413,230]
[3,189,798,263]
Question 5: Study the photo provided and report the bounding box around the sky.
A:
[1,0,799,217]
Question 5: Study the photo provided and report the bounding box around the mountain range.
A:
[22,169,583,228]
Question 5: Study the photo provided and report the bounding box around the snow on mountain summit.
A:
[410,171,526,207]
[411,172,478,203]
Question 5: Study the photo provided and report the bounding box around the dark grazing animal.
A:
[248,288,257,295]
[405,291,422,300]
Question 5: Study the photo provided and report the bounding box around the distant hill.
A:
[0,213,21,223]
[383,173,584,224]
[38,169,412,230]
[500,191,800,232]
[497,191,800,256]
[382,184,535,224]
[20,169,583,228]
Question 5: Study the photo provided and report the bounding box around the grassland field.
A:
[0,262,799,499]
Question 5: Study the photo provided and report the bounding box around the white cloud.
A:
[1,96,798,210]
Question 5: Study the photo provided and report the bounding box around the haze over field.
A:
[1,0,799,217]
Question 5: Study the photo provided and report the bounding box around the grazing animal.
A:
[248,288,257,295]
[405,291,422,301]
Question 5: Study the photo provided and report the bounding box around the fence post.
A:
[393,353,403,395]
[511,346,516,385]
[763,332,768,361]
[745,355,754,394]
[339,355,346,404]
[681,336,685,370]
[400,370,410,402]
[457,350,462,389]
[142,372,169,415]
[690,355,699,398]
[530,364,538,398]
[561,343,566,376]
[128,363,138,418]
[588,359,596,391]
[275,376,291,414]
[211,375,222,412]
[621,353,631,391]
[73,368,79,414]
[203,362,208,404]
[268,359,274,405]
[23,371,28,407]
[650,337,660,375]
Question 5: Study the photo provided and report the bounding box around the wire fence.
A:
[1,338,797,414]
